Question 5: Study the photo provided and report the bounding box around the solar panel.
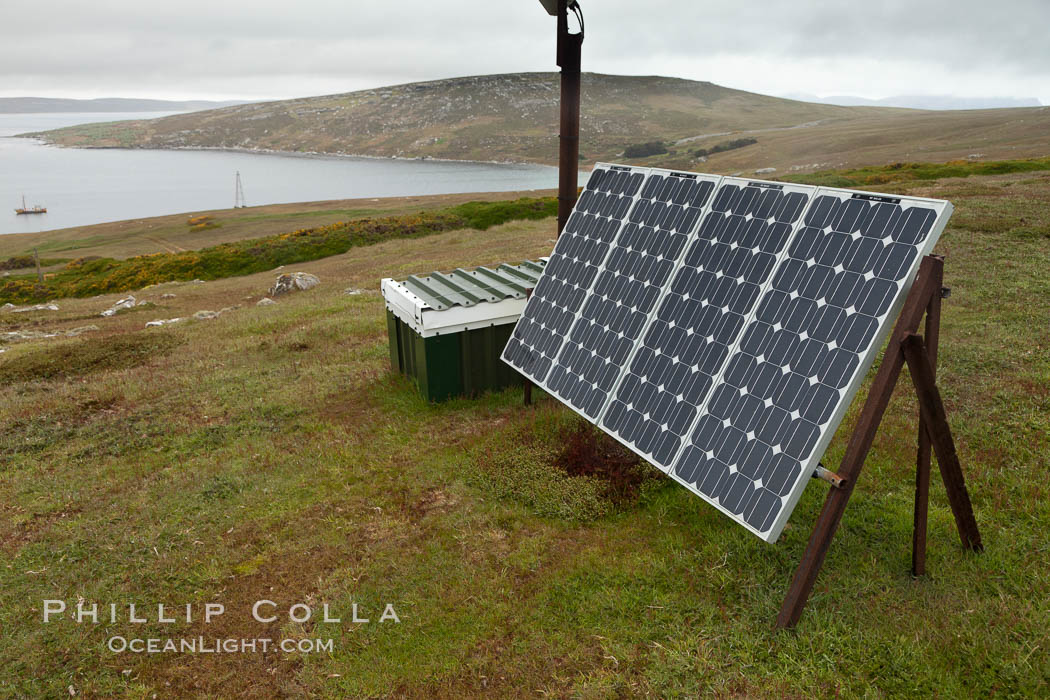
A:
[504,164,952,542]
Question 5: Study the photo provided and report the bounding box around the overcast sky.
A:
[2,0,1047,104]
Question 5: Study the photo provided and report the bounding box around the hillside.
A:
[19,73,874,163]
[24,72,860,162]
[23,71,1050,173]
[0,96,245,113]
[785,93,1043,110]
[0,166,1048,696]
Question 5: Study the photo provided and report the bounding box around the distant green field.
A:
[0,198,556,304]
[784,156,1050,188]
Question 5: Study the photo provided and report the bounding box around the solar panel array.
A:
[503,163,951,542]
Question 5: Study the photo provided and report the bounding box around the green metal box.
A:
[382,259,546,402]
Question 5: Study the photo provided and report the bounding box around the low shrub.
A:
[0,256,34,271]
[0,256,67,271]
[624,141,668,159]
[694,137,757,158]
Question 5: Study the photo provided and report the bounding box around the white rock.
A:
[343,288,363,296]
[754,167,777,175]
[256,298,276,306]
[270,272,320,296]
[10,303,59,313]
[193,310,220,320]
[100,296,136,317]
[145,318,183,328]
[1,325,99,342]
[2,303,16,312]
[160,293,176,299]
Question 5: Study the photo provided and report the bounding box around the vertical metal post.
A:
[912,262,943,576]
[34,248,43,284]
[556,0,582,236]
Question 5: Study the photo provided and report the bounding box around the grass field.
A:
[0,189,557,262]
[1,168,1048,697]
[0,198,558,304]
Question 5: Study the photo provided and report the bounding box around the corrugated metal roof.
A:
[398,259,547,311]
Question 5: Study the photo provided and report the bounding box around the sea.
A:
[0,112,562,235]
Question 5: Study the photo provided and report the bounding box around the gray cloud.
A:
[1,0,1047,102]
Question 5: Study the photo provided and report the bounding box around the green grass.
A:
[0,331,181,382]
[0,169,1048,696]
[0,197,556,304]
[783,156,1050,188]
[232,207,385,223]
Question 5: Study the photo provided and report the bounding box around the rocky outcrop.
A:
[270,272,320,296]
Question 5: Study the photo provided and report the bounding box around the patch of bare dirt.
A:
[553,422,659,504]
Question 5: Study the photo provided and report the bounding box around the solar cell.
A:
[504,164,952,542]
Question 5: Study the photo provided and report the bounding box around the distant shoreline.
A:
[14,135,559,168]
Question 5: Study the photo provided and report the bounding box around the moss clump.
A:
[470,412,662,522]
[472,442,612,522]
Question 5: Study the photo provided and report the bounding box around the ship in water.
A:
[15,195,47,215]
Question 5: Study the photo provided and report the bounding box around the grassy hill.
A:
[26,72,1050,172]
[0,165,1048,696]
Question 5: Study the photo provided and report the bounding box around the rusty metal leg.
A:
[776,256,943,629]
[912,436,932,576]
[912,265,942,576]
[902,334,983,552]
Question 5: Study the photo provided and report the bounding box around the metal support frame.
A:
[776,255,983,629]
[912,269,942,576]
[523,287,535,406]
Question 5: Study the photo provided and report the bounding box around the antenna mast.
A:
[234,172,246,209]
